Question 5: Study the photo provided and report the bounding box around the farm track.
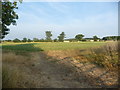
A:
[3,51,118,88]
[27,52,91,88]
[22,52,118,88]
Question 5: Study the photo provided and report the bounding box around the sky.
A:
[4,2,118,40]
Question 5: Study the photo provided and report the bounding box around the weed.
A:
[87,42,118,70]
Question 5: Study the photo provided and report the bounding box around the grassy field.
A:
[1,42,106,51]
[2,41,118,69]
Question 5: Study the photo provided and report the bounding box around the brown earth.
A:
[2,51,118,88]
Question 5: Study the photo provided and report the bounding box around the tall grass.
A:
[2,52,36,88]
[2,65,25,88]
[88,42,118,70]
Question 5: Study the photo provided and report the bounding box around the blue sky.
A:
[4,2,118,40]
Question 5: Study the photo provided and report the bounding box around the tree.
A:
[93,35,99,41]
[5,39,12,42]
[58,32,65,42]
[22,38,27,42]
[102,37,107,41]
[13,38,21,42]
[28,39,32,42]
[33,38,39,42]
[53,38,58,42]
[117,36,120,40]
[39,38,45,42]
[81,39,86,42]
[1,0,22,39]
[45,31,52,41]
[75,34,84,41]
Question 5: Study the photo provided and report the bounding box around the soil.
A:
[19,52,118,88]
[3,51,118,88]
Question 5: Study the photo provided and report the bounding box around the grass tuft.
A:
[2,65,25,88]
[87,42,118,70]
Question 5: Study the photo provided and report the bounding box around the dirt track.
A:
[3,52,118,88]
[20,52,118,88]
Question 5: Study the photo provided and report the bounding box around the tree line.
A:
[1,1,120,43]
[3,31,120,43]
[102,36,120,41]
[4,31,66,42]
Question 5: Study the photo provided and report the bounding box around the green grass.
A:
[2,43,43,52]
[1,42,106,52]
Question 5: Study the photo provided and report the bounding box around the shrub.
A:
[88,42,118,70]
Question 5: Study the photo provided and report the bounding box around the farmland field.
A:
[1,42,106,51]
[1,1,119,88]
[1,41,118,88]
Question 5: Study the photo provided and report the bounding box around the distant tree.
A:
[102,36,119,41]
[58,32,65,42]
[81,39,86,42]
[117,36,120,40]
[33,38,39,42]
[27,39,32,42]
[93,35,99,41]
[22,38,27,42]
[45,31,52,42]
[54,38,58,42]
[39,38,45,42]
[75,34,84,41]
[13,38,21,42]
[1,0,22,39]
[6,39,12,42]
[102,37,107,41]
[110,36,118,41]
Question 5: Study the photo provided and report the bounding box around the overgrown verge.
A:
[2,52,38,88]
[86,42,119,71]
[45,42,119,71]
[2,65,25,88]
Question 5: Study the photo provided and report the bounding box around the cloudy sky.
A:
[4,2,118,40]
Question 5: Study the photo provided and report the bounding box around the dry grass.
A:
[2,52,26,88]
[88,42,118,70]
[2,65,25,88]
[2,41,118,88]
[3,52,26,63]
[45,42,119,71]
[45,49,90,62]
[45,50,79,59]
[2,52,38,88]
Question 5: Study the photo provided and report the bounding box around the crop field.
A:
[1,42,106,51]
